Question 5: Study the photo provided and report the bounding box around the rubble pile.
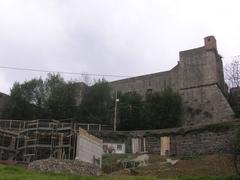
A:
[28,158,101,176]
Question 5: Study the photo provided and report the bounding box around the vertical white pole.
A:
[114,90,118,131]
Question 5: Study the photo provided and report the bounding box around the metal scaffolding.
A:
[0,119,108,163]
[0,128,18,161]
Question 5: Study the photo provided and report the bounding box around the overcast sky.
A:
[1,0,240,94]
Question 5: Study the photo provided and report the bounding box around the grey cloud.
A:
[1,0,240,94]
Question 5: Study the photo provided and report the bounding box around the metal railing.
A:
[0,119,112,132]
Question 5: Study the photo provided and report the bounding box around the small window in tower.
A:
[208,38,211,42]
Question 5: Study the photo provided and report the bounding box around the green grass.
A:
[0,163,236,180]
[180,155,201,160]
[102,154,135,165]
[0,154,238,179]
[166,177,225,180]
[0,164,157,180]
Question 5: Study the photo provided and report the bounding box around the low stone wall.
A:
[170,129,234,156]
[91,120,240,156]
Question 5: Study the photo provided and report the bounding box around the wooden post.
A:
[69,135,71,159]
[143,138,146,152]
[73,133,76,160]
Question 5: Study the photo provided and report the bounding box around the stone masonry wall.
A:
[111,66,179,95]
[170,130,234,156]
[179,48,219,89]
[110,36,234,126]
[181,84,234,126]
[92,121,239,156]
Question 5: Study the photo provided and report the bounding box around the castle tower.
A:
[179,36,233,125]
[179,36,222,90]
[204,36,217,51]
[110,36,234,127]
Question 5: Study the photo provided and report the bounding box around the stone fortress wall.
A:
[110,36,234,126]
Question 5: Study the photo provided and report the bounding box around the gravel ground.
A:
[28,158,101,176]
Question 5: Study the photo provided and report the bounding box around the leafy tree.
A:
[2,79,45,119]
[77,79,113,124]
[117,88,182,130]
[2,74,78,120]
[118,91,143,130]
[2,74,182,129]
[144,88,182,129]
[229,90,240,118]
[44,74,77,119]
[233,127,240,175]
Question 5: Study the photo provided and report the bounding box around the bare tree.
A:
[225,56,240,88]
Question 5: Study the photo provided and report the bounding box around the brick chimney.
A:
[204,36,217,51]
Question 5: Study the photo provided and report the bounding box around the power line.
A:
[0,66,131,78]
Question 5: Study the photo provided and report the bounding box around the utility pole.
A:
[114,90,119,131]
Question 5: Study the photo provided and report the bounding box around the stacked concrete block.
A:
[75,128,103,168]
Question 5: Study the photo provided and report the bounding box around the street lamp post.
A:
[114,90,119,131]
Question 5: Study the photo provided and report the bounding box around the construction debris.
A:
[166,158,178,165]
[121,154,150,168]
[28,158,101,176]
[132,154,149,167]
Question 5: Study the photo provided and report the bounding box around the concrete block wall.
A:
[76,128,103,168]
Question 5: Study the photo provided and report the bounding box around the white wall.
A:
[103,143,125,154]
[75,128,103,168]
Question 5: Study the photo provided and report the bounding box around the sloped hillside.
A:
[103,154,236,178]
